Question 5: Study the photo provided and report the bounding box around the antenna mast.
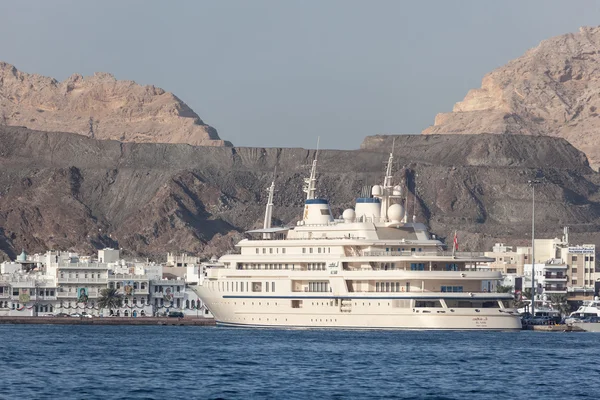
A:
[303,137,320,201]
[262,167,277,239]
[380,137,395,220]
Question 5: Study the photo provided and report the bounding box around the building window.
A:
[410,263,425,271]
[445,263,458,271]
[572,279,578,285]
[256,248,259,254]
[572,256,578,262]
[309,248,313,254]
[269,248,273,254]
[441,286,463,293]
[282,248,286,254]
[302,248,306,254]
[572,268,578,273]
[272,282,275,292]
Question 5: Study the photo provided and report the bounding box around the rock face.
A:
[0,62,229,146]
[423,26,600,169]
[2,126,600,261]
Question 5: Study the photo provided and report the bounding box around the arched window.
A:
[191,300,196,309]
[133,282,139,289]
[186,300,190,309]
[124,310,129,317]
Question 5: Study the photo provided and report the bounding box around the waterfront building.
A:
[0,248,211,318]
[484,227,600,300]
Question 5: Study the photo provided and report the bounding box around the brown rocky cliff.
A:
[0,62,230,146]
[2,126,600,260]
[423,26,600,169]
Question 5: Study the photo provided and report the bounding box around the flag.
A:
[453,231,458,251]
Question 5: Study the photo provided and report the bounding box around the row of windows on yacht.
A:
[307,281,330,292]
[209,280,277,293]
[254,247,332,254]
[237,263,327,270]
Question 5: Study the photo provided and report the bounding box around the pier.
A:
[0,316,216,326]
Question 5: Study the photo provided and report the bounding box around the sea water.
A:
[0,325,599,399]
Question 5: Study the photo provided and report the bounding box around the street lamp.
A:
[528,180,541,316]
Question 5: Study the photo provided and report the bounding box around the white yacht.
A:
[565,298,600,323]
[192,148,522,330]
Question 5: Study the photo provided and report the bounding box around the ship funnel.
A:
[302,199,334,224]
[355,198,381,223]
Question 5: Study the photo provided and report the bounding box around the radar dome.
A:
[342,208,356,223]
[371,185,382,196]
[387,203,404,223]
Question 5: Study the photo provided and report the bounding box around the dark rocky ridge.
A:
[1,126,600,260]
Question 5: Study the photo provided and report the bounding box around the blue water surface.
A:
[0,325,599,399]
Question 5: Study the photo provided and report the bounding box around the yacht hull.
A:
[572,322,600,332]
[193,286,522,331]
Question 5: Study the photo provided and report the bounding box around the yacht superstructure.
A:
[192,148,522,330]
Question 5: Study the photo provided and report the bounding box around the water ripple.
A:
[0,325,599,399]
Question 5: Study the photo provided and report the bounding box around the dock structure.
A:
[0,316,216,326]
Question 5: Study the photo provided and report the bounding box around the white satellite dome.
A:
[342,208,356,223]
[371,185,383,196]
[392,185,402,196]
[387,203,404,223]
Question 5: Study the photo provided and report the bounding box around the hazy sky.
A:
[0,1,599,149]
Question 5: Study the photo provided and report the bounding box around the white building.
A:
[0,249,211,318]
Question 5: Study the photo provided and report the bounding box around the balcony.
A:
[58,263,108,270]
[57,289,101,298]
[544,273,567,281]
[543,285,567,294]
[57,278,108,284]
[109,274,150,282]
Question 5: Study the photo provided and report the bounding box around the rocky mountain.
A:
[422,26,600,169]
[0,62,229,147]
[2,125,600,261]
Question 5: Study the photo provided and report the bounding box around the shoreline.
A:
[0,316,216,326]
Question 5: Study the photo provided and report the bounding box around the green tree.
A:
[496,285,513,293]
[548,293,571,316]
[98,288,123,315]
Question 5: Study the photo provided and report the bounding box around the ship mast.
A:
[303,137,319,201]
[380,138,395,220]
[263,168,276,239]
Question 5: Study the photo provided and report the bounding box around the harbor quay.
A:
[0,315,215,326]
[0,248,214,321]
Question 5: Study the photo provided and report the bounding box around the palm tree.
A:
[496,285,513,293]
[548,293,571,317]
[98,288,123,316]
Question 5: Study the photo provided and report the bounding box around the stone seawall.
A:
[0,316,216,326]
